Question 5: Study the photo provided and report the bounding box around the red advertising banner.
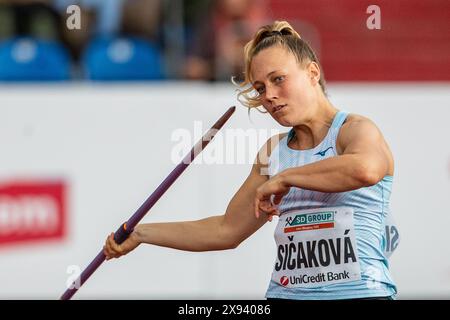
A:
[0,181,66,246]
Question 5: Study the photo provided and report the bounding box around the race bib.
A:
[272,207,361,288]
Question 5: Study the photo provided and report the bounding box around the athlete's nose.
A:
[264,84,278,103]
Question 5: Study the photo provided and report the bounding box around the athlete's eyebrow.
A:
[252,70,279,85]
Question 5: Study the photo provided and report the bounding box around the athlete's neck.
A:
[290,98,339,150]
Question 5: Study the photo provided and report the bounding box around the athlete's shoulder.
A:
[342,113,374,126]
[255,132,288,167]
[264,132,289,154]
[340,113,380,134]
[337,113,384,152]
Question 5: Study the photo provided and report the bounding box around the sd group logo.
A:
[0,180,67,247]
[284,211,335,233]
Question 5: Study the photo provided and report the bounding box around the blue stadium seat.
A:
[0,37,70,81]
[83,36,165,80]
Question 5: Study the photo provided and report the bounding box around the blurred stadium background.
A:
[0,0,449,299]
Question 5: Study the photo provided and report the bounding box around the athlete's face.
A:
[250,46,321,126]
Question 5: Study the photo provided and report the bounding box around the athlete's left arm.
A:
[255,118,391,215]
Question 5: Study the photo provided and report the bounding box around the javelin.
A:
[60,106,236,300]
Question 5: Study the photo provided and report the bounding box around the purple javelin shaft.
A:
[60,106,236,300]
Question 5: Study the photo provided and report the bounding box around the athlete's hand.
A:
[103,227,142,260]
[254,174,290,221]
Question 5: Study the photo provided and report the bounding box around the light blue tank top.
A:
[265,111,398,300]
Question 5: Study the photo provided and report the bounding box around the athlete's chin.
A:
[273,115,294,127]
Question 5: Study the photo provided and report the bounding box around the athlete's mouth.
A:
[273,104,286,113]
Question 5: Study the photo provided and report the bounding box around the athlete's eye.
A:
[256,86,265,94]
[274,76,284,83]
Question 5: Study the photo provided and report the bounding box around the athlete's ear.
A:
[308,62,321,86]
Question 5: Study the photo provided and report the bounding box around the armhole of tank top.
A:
[332,112,349,156]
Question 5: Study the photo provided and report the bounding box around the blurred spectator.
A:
[53,0,123,61]
[0,0,63,41]
[184,0,271,81]
[53,0,162,61]
[0,1,71,81]
[121,0,161,40]
[54,0,124,35]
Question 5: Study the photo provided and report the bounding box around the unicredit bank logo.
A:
[0,181,66,246]
[280,276,289,286]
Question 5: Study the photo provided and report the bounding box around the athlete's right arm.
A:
[103,135,282,260]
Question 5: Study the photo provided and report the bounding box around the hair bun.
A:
[269,30,283,37]
[262,28,295,40]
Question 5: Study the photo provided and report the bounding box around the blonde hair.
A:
[232,20,327,111]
